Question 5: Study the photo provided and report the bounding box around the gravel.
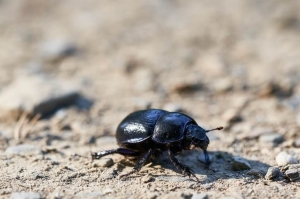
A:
[275,152,299,166]
[232,156,251,171]
[265,167,281,180]
[1,1,300,199]
[285,169,300,182]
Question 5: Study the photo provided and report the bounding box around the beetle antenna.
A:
[205,126,223,133]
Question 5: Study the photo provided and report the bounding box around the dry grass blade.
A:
[21,113,41,140]
[14,112,28,142]
[13,112,41,142]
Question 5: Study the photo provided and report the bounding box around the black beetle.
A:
[92,109,223,182]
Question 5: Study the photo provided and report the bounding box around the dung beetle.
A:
[92,109,223,182]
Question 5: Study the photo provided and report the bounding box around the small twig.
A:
[14,112,41,142]
[14,112,28,142]
[21,114,41,140]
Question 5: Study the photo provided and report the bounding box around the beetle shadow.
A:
[148,150,270,183]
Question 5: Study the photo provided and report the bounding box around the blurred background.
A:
[1,0,300,131]
[1,0,300,145]
[1,0,300,197]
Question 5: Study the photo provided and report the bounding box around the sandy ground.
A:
[1,0,300,198]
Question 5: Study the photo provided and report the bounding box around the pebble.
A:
[93,158,114,167]
[39,40,77,62]
[141,174,155,183]
[5,144,42,155]
[275,152,298,166]
[265,167,281,180]
[259,133,284,145]
[11,192,42,199]
[285,169,300,181]
[0,75,80,121]
[232,156,251,171]
[192,193,208,199]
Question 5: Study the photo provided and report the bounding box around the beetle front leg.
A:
[168,149,199,183]
[203,149,211,169]
[120,148,153,178]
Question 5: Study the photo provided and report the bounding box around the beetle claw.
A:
[181,166,199,182]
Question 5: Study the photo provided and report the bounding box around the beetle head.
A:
[185,124,223,150]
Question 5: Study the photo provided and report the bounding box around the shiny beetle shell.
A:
[116,109,167,145]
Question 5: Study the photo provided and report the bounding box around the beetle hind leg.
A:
[91,148,140,160]
[168,149,200,183]
[120,148,153,179]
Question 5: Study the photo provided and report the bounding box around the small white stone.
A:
[192,193,208,199]
[276,152,298,166]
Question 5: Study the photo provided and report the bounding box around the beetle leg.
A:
[168,149,200,183]
[91,148,140,160]
[120,148,153,178]
[203,149,211,169]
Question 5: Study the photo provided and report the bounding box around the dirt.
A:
[1,0,300,198]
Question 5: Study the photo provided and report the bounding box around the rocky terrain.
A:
[0,0,300,198]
